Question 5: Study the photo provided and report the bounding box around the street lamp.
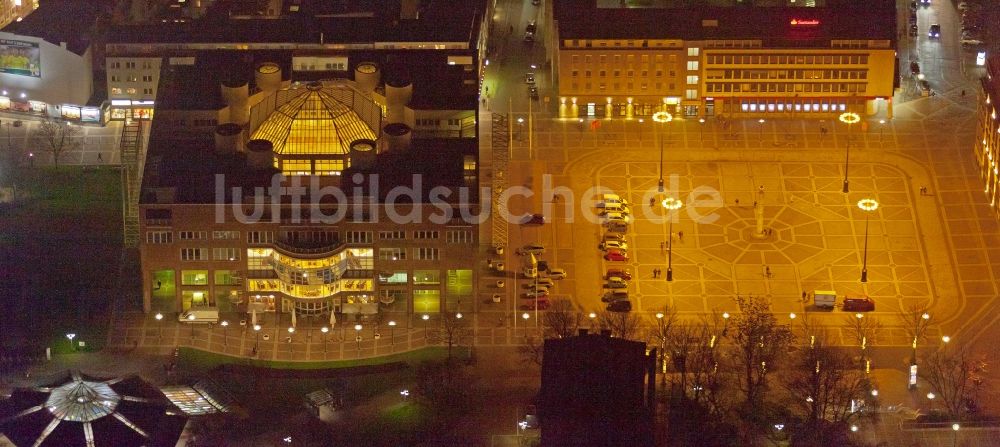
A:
[522,312,530,321]
[66,333,76,352]
[253,324,262,356]
[388,320,397,345]
[758,118,765,146]
[652,111,673,192]
[321,326,329,353]
[355,324,363,354]
[638,118,644,142]
[155,312,163,341]
[699,118,706,142]
[942,335,951,344]
[857,199,879,282]
[878,119,886,145]
[421,314,429,331]
[661,197,683,281]
[952,423,960,447]
[187,313,195,338]
[220,320,229,347]
[839,112,860,193]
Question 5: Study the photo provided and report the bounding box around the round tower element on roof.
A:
[385,76,413,106]
[382,123,412,153]
[354,62,381,94]
[220,81,250,125]
[306,81,323,92]
[214,122,243,155]
[246,139,275,171]
[255,62,282,93]
[349,138,378,170]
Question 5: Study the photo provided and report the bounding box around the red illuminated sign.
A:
[790,19,820,26]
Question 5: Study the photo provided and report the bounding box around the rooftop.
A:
[109,0,483,47]
[1,0,113,55]
[554,0,896,45]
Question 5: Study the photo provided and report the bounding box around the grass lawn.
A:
[176,346,465,374]
[0,166,123,353]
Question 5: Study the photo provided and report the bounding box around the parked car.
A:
[537,260,549,272]
[919,0,930,5]
[917,79,931,96]
[601,212,630,224]
[909,24,918,37]
[521,213,545,225]
[524,405,539,429]
[605,277,628,289]
[843,297,875,312]
[546,268,567,280]
[606,300,632,312]
[605,268,632,280]
[599,206,632,217]
[529,278,555,288]
[928,24,940,38]
[601,290,629,303]
[604,249,628,261]
[909,61,920,76]
[603,232,626,242]
[525,72,536,84]
[522,289,549,299]
[598,240,629,251]
[528,85,539,99]
[606,221,628,233]
[516,243,545,255]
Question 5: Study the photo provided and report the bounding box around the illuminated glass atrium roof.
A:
[250,84,378,157]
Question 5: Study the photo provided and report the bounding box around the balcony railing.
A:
[272,239,346,258]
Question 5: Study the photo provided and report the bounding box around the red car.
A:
[605,268,632,280]
[603,249,628,262]
[842,297,875,312]
[520,298,550,310]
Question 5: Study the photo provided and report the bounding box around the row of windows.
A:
[706,69,869,81]
[571,69,683,79]
[242,230,471,245]
[734,100,850,114]
[565,41,699,52]
[179,269,239,286]
[109,61,155,70]
[706,54,870,66]
[110,75,154,83]
[110,87,153,95]
[705,82,869,94]
[572,53,683,65]
[415,119,463,126]
[568,82,688,94]
[178,248,241,261]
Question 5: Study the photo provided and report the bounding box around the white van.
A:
[178,307,219,323]
[546,268,567,280]
[602,212,630,224]
[597,193,629,207]
[812,290,836,309]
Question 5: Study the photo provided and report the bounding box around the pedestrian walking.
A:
[735,198,740,206]
[765,266,772,278]
[650,197,656,207]
[97,153,103,162]
[652,268,658,279]
[801,290,808,301]
[758,185,765,195]
[660,241,665,250]
[677,230,684,242]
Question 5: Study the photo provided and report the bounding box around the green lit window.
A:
[214,270,239,285]
[181,270,208,285]
[414,270,440,285]
[413,289,441,313]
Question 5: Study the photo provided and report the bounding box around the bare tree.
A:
[597,310,642,340]
[648,305,678,387]
[35,120,81,166]
[728,295,794,445]
[783,331,875,445]
[518,334,544,367]
[899,304,934,366]
[919,345,988,420]
[427,312,472,362]
[543,298,580,339]
[844,313,882,372]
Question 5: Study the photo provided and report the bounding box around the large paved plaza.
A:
[488,85,996,348]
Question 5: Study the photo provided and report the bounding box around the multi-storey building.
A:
[976,55,1000,218]
[135,0,485,324]
[549,0,897,119]
[0,0,37,30]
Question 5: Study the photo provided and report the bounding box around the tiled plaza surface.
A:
[493,83,997,348]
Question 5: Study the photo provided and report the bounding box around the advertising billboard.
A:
[0,39,40,77]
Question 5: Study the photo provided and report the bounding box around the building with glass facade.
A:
[548,0,898,120]
[976,55,1000,218]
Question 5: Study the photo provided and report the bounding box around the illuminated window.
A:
[314,159,345,175]
[414,270,440,285]
[181,270,209,285]
[281,159,311,175]
[687,61,699,71]
[687,48,700,56]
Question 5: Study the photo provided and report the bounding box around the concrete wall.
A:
[0,31,93,106]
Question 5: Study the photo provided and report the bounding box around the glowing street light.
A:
[421,314,430,330]
[839,112,861,193]
[66,333,76,351]
[652,111,673,192]
[155,312,164,341]
[942,335,951,344]
[220,320,229,347]
[857,199,879,282]
[321,326,329,353]
[388,320,397,344]
[355,324,363,354]
[661,197,683,281]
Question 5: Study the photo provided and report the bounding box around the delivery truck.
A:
[812,290,837,309]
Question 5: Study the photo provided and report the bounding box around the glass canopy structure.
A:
[249,82,381,176]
